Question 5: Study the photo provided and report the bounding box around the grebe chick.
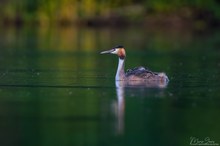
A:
[100,45,169,83]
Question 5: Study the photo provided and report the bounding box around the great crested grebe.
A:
[100,45,169,83]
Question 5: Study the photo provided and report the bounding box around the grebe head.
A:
[100,45,126,59]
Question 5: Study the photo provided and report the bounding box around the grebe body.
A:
[101,46,169,84]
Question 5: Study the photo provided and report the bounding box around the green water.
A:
[0,27,220,146]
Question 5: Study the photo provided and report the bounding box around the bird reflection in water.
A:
[112,79,168,135]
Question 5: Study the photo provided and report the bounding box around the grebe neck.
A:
[115,58,126,80]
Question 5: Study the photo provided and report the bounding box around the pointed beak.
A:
[100,49,115,54]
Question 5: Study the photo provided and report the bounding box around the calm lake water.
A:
[0,26,220,146]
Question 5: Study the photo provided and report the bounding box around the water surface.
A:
[0,26,220,146]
